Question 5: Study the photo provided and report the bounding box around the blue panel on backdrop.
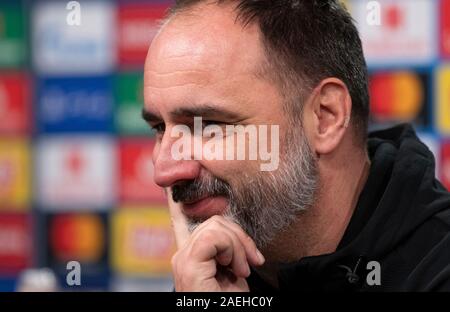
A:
[36,76,114,133]
[0,278,16,292]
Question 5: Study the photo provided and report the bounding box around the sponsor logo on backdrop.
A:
[49,214,104,263]
[112,208,175,276]
[119,139,165,203]
[0,139,30,210]
[0,73,30,135]
[36,136,115,210]
[45,213,109,290]
[350,0,436,65]
[118,3,169,66]
[37,77,113,133]
[0,214,32,274]
[369,70,430,127]
[32,1,114,74]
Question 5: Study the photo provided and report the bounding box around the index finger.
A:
[166,187,190,249]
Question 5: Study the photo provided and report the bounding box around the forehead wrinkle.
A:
[144,69,213,89]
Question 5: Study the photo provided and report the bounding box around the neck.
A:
[254,148,371,288]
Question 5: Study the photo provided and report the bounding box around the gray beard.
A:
[186,130,319,250]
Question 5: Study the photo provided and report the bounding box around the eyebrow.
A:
[141,109,163,123]
[142,104,242,124]
[170,105,241,121]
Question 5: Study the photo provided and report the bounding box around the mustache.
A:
[171,175,232,203]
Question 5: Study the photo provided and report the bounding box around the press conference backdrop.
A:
[0,0,449,291]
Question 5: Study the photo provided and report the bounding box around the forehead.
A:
[144,3,265,90]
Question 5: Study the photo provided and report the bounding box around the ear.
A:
[308,78,352,156]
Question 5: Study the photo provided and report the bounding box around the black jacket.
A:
[248,124,450,292]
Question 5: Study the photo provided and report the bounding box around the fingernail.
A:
[256,249,265,264]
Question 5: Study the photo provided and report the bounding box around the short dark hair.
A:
[167,0,370,144]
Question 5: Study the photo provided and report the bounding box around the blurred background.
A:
[0,0,449,291]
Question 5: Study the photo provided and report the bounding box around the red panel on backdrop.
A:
[0,72,31,135]
[119,139,166,204]
[441,142,450,191]
[0,214,32,274]
[118,3,170,66]
[441,0,450,58]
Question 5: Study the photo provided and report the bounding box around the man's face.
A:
[144,4,318,248]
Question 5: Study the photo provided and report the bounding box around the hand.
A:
[167,189,265,292]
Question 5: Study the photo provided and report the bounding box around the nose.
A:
[152,132,201,188]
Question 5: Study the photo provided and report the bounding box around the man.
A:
[142,0,450,291]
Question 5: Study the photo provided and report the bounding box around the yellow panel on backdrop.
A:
[111,207,176,276]
[436,66,450,135]
[0,139,30,210]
